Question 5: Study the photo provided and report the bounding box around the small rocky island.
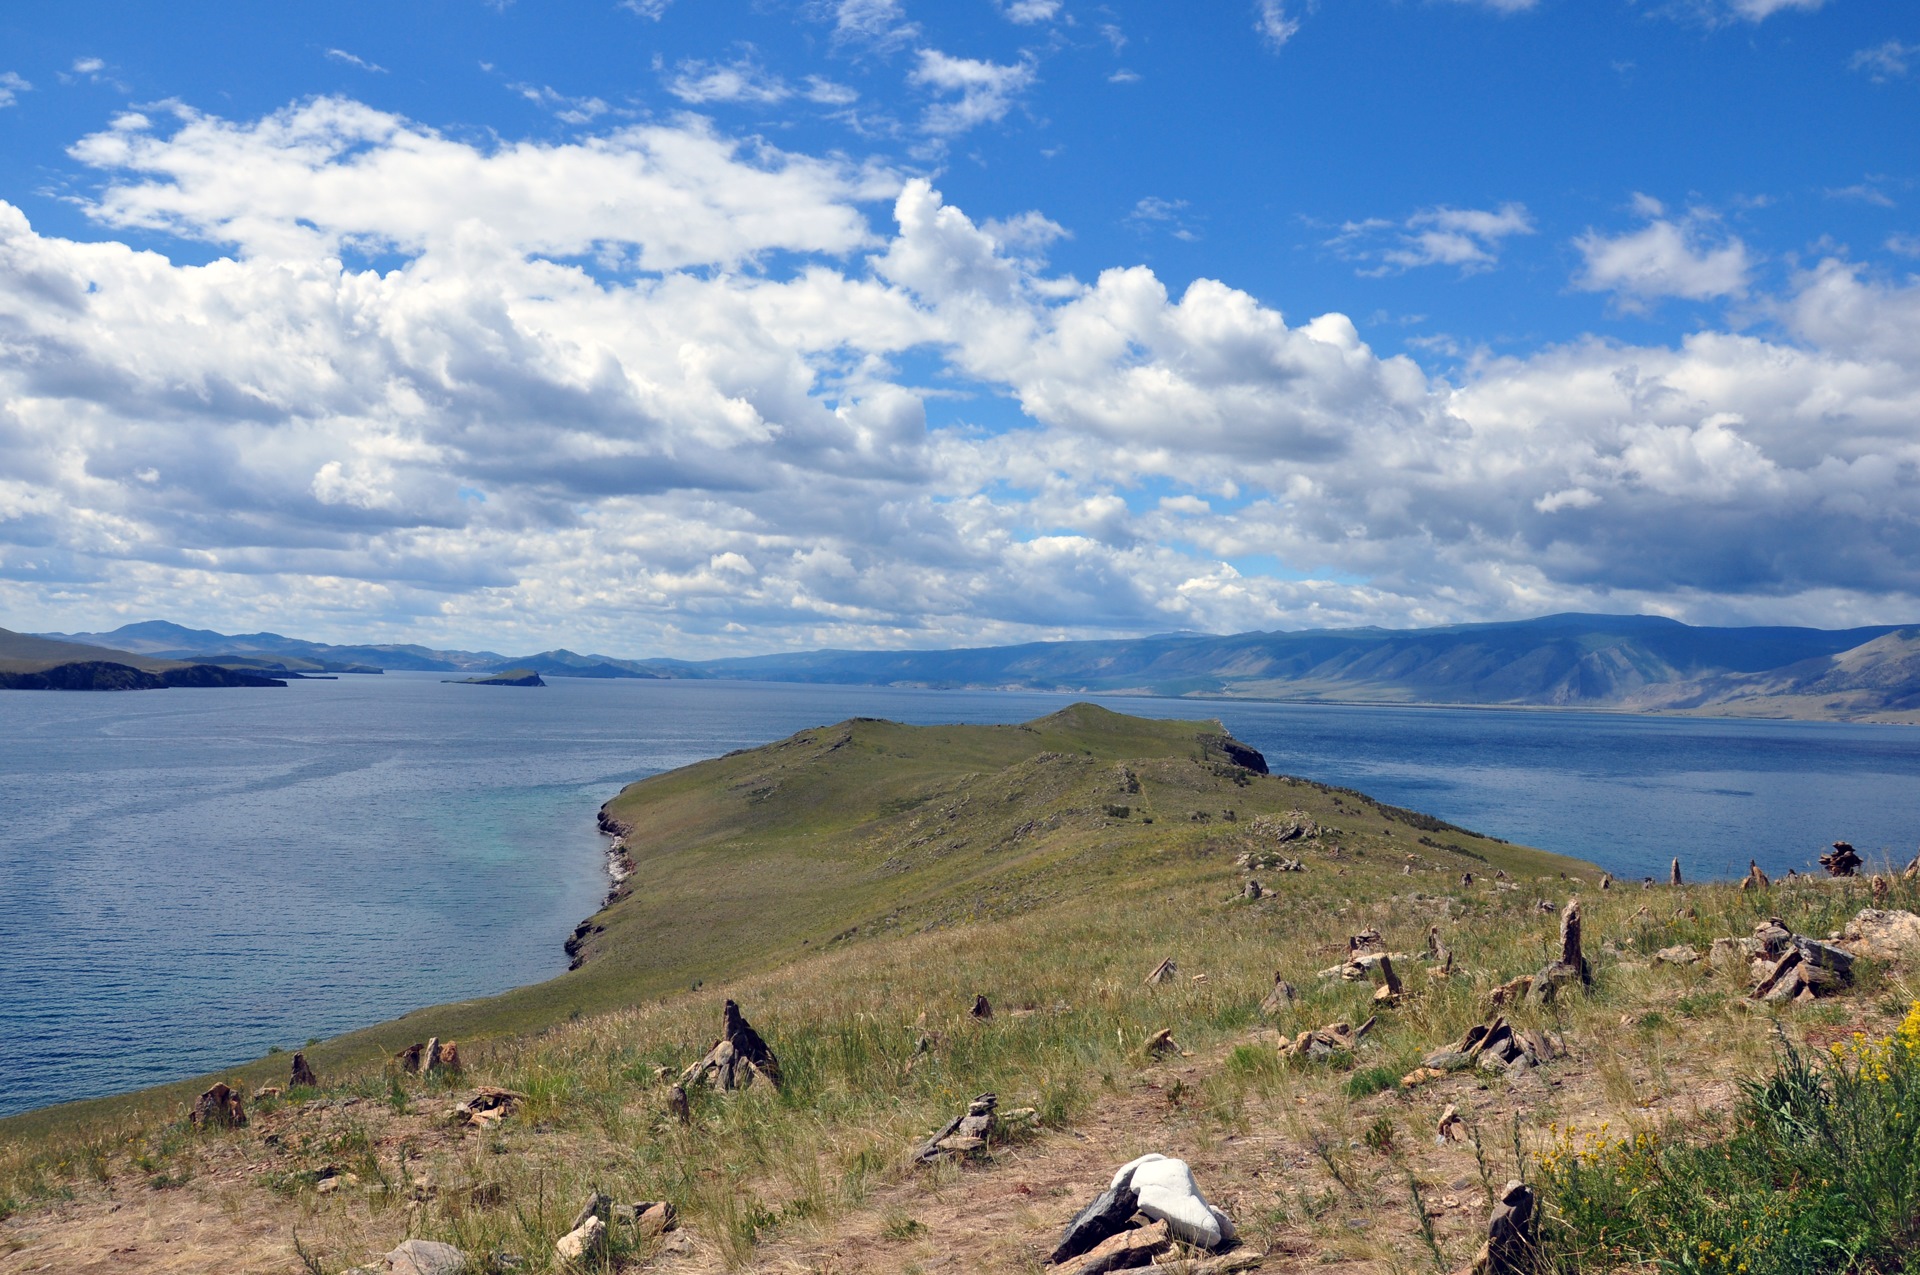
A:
[445,668,546,686]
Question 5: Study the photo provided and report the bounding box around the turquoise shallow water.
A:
[2,674,1917,1117]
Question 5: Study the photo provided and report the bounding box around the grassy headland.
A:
[0,705,1911,1273]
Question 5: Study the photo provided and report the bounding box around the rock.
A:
[385,1239,467,1275]
[1259,974,1298,1014]
[450,1087,525,1128]
[1840,908,1920,961]
[1671,858,1684,886]
[1125,1155,1237,1250]
[290,1052,318,1089]
[1653,945,1700,965]
[1347,927,1385,956]
[1747,860,1771,890]
[1145,957,1178,985]
[1050,1166,1144,1264]
[1436,1104,1463,1142]
[1873,874,1891,903]
[634,1201,677,1235]
[1753,918,1794,956]
[555,1215,606,1263]
[1068,1219,1171,1274]
[1144,1029,1190,1058]
[190,1082,247,1130]
[913,1093,998,1163]
[666,1082,691,1124]
[1485,975,1533,1009]
[682,1000,783,1092]
[1242,879,1264,900]
[570,1191,611,1233]
[1280,1016,1375,1060]
[1483,1180,1537,1274]
[1373,953,1403,1004]
[1822,842,1864,877]
[1599,872,1612,890]
[1709,936,1759,971]
[435,1041,462,1074]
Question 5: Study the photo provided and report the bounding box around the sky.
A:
[0,0,1916,655]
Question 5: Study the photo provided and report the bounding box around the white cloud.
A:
[1439,0,1538,10]
[909,50,1036,136]
[1889,233,1920,258]
[1725,0,1823,19]
[1002,0,1061,21]
[1331,203,1534,275]
[1826,181,1895,208]
[819,0,919,47]
[667,57,791,105]
[1851,39,1919,83]
[620,0,673,17]
[1126,196,1197,241]
[325,49,388,74]
[0,72,28,109]
[1573,206,1751,310]
[6,99,1920,650]
[1253,0,1299,50]
[664,57,858,109]
[71,57,104,75]
[508,83,610,124]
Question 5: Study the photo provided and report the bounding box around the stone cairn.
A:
[190,1082,247,1130]
[681,999,783,1092]
[1821,841,1864,877]
[289,1052,318,1089]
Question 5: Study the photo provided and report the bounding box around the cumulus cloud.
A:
[4,98,1920,651]
[1573,202,1751,310]
[1331,203,1534,275]
[818,0,919,48]
[909,50,1036,135]
[0,72,28,108]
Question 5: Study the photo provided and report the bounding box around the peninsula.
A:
[0,706,1913,1275]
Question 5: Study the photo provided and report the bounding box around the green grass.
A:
[1541,1010,1920,1273]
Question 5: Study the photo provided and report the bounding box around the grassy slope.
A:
[0,706,1574,1138]
[13,705,1896,1274]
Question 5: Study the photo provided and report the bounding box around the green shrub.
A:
[1541,1003,1920,1273]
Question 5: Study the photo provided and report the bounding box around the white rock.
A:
[385,1240,467,1275]
[555,1215,606,1263]
[1108,1153,1237,1251]
[1841,909,1920,961]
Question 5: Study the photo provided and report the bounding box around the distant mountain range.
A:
[27,613,1920,720]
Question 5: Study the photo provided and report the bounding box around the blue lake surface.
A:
[2,674,1918,1117]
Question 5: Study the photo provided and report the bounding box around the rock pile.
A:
[912,1092,1000,1163]
[394,1038,460,1077]
[682,999,783,1091]
[1048,1154,1239,1271]
[189,1082,247,1130]
[1279,1016,1376,1060]
[449,1087,524,1128]
[1822,842,1864,876]
[1407,1014,1564,1085]
[1250,810,1319,843]
[1746,919,1855,1002]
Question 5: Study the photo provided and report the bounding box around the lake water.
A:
[2,675,1917,1118]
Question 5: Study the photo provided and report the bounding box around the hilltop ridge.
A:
[34,613,1920,719]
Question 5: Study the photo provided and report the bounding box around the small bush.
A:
[1345,1065,1399,1099]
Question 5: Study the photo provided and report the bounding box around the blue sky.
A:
[0,0,1916,653]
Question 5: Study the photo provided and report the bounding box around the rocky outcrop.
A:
[189,1083,247,1129]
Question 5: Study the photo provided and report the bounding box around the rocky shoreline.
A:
[565,803,637,969]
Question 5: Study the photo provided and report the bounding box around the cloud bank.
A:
[1,99,1917,650]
